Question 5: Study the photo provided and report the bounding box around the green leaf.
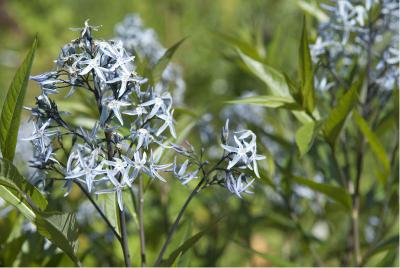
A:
[290,175,352,210]
[35,212,80,266]
[353,111,391,183]
[237,49,290,97]
[213,31,264,62]
[99,193,121,236]
[0,37,37,161]
[297,0,329,22]
[0,158,47,211]
[0,185,36,221]
[0,160,79,265]
[175,222,193,267]
[227,95,301,110]
[295,121,320,157]
[233,239,298,267]
[323,79,361,146]
[298,17,315,113]
[363,235,399,265]
[160,230,206,267]
[152,38,186,84]
[0,235,26,266]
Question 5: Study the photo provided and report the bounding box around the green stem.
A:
[153,176,206,266]
[105,131,131,267]
[138,176,146,267]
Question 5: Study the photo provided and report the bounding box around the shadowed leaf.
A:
[290,175,351,210]
[152,38,186,84]
[353,111,390,184]
[298,17,315,113]
[323,79,361,146]
[35,212,80,266]
[233,239,298,267]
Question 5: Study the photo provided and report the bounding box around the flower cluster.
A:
[171,120,265,198]
[25,20,266,210]
[114,14,186,105]
[311,0,399,92]
[26,21,178,210]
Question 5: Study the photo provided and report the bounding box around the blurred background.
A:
[0,0,302,110]
[0,0,398,267]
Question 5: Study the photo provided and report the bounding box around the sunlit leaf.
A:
[227,95,301,110]
[0,158,47,211]
[237,49,290,97]
[298,17,315,113]
[0,37,37,161]
[323,79,361,146]
[0,185,35,221]
[290,175,351,210]
[295,121,320,157]
[297,0,329,22]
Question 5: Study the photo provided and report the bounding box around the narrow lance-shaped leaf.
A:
[298,17,315,113]
[227,95,301,110]
[323,79,362,146]
[0,37,37,161]
[237,49,290,97]
[160,230,206,267]
[152,38,186,84]
[297,0,329,22]
[213,31,264,62]
[0,185,36,221]
[353,111,391,184]
[290,175,352,210]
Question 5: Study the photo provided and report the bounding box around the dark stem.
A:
[75,181,122,243]
[105,131,131,267]
[138,175,146,267]
[153,176,206,266]
[119,208,131,267]
[349,12,375,266]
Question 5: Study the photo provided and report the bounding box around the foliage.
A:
[0,0,398,267]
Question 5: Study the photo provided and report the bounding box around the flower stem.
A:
[138,175,146,267]
[105,131,131,267]
[119,208,131,267]
[153,176,206,266]
[75,181,122,243]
